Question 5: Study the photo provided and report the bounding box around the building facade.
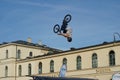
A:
[0,40,120,80]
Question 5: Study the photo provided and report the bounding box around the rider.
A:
[57,16,72,42]
[58,26,72,42]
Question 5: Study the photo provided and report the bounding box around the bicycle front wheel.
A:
[64,14,72,23]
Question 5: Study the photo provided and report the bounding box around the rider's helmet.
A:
[67,37,72,42]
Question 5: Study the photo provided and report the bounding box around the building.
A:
[0,40,120,80]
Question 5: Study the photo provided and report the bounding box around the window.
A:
[76,56,81,70]
[6,50,8,59]
[38,62,42,74]
[109,50,115,66]
[50,60,54,72]
[28,64,32,75]
[5,66,8,77]
[17,50,21,59]
[18,65,22,76]
[63,58,67,65]
[63,58,67,70]
[29,52,33,57]
[92,53,98,68]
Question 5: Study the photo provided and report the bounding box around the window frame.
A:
[50,60,54,72]
[17,50,21,59]
[28,63,32,75]
[92,53,98,68]
[38,62,42,74]
[109,50,115,66]
[6,50,8,59]
[5,66,8,77]
[18,65,22,76]
[29,52,33,57]
[76,56,81,70]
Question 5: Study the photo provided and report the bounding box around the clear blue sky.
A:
[0,0,120,50]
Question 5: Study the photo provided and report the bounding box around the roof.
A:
[0,40,62,53]
[42,40,120,55]
[73,40,120,51]
[1,40,120,59]
[17,40,120,61]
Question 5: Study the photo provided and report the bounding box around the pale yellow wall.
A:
[15,43,120,80]
[16,45,49,59]
[0,44,49,60]
[16,46,40,59]
[114,46,120,65]
[0,45,16,59]
[17,47,119,70]
[0,45,16,79]
[0,43,49,80]
[0,42,120,80]
[0,60,16,78]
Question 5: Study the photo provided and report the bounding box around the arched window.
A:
[109,50,115,66]
[63,58,67,70]
[63,58,67,65]
[76,56,81,70]
[29,52,33,57]
[5,66,8,77]
[6,50,8,59]
[18,65,22,76]
[38,62,42,74]
[28,64,32,75]
[50,60,54,72]
[92,53,98,68]
[17,50,21,59]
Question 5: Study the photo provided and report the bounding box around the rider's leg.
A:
[61,20,68,31]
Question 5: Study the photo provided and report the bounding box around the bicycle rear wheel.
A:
[53,24,60,33]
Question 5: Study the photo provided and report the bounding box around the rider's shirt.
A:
[66,27,72,37]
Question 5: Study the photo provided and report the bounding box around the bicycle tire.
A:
[64,14,72,23]
[53,24,60,33]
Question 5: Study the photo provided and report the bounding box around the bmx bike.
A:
[53,14,72,33]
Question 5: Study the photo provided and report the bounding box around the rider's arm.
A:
[58,33,69,37]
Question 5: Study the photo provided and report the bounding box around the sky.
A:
[0,0,120,50]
